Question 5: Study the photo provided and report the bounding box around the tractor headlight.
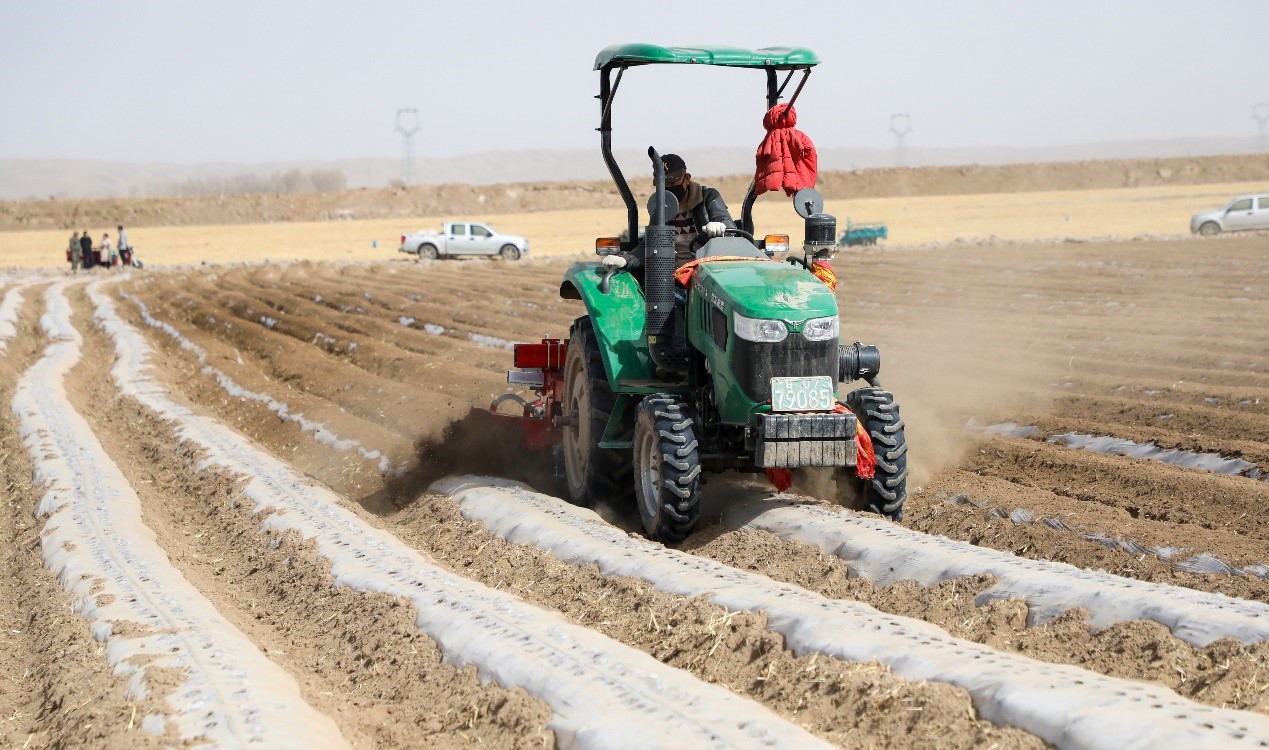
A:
[801,315,839,341]
[733,312,788,343]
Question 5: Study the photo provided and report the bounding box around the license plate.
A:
[770,376,836,412]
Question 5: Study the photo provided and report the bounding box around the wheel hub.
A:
[562,371,588,494]
[636,426,662,521]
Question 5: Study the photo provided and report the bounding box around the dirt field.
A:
[2,153,1266,270]
[1,215,1267,747]
[2,178,1266,269]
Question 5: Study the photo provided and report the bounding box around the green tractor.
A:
[495,44,907,542]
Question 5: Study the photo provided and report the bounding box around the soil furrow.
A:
[91,283,878,750]
[686,526,1269,713]
[111,265,1269,739]
[109,276,1049,748]
[961,435,1269,543]
[120,285,498,439]
[0,282,171,750]
[65,285,556,749]
[907,468,1269,601]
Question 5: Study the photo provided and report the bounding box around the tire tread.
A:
[845,386,909,520]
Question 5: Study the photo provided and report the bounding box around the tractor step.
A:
[615,379,691,394]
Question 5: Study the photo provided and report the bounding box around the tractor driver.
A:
[603,153,736,272]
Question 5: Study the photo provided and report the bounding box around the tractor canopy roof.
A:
[594,44,819,71]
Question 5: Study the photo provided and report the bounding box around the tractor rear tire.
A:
[633,395,701,543]
[561,316,633,507]
[843,386,908,520]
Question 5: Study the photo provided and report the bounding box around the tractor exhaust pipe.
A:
[645,147,686,374]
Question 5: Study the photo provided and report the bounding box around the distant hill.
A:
[4,153,1267,233]
[1,137,1264,201]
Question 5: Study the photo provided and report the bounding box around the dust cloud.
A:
[850,271,1066,491]
[379,408,564,510]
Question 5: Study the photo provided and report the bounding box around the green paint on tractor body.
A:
[561,261,657,386]
[564,257,840,424]
[594,44,820,70]
[688,260,840,423]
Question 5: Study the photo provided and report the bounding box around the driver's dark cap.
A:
[661,154,687,181]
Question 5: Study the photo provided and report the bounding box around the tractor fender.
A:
[559,262,656,388]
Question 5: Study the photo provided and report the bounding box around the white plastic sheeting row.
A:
[13,280,348,748]
[0,277,42,354]
[90,282,833,750]
[972,419,1265,481]
[723,497,1269,647]
[435,476,1269,750]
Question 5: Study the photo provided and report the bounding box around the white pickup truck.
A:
[398,221,530,261]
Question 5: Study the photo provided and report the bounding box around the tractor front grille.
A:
[730,336,837,403]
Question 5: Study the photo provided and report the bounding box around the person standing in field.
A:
[117,224,132,267]
[99,233,112,269]
[79,230,94,269]
[68,232,81,271]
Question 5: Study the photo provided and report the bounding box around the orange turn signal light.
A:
[595,237,621,255]
[764,234,790,254]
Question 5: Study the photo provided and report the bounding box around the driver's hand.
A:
[703,221,727,237]
[601,254,627,269]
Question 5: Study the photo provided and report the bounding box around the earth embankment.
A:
[3,153,1266,231]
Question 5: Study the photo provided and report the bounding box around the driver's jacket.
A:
[669,181,736,266]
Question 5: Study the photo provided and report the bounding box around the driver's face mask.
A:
[656,170,687,201]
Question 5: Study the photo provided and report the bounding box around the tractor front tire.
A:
[561,316,633,507]
[633,395,702,543]
[844,386,908,520]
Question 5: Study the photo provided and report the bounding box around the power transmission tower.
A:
[1255,103,1269,152]
[890,113,912,168]
[395,108,421,185]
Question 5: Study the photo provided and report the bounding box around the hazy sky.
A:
[2,1,1266,164]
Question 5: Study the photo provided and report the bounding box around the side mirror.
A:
[792,187,824,219]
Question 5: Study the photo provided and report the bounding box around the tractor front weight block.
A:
[753,411,858,468]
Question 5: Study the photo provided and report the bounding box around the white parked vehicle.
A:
[1190,193,1269,236]
[399,222,530,261]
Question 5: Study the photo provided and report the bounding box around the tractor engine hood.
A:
[694,260,838,323]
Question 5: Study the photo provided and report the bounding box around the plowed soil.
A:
[1,227,1267,748]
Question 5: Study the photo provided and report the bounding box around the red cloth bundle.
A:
[755,103,817,197]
